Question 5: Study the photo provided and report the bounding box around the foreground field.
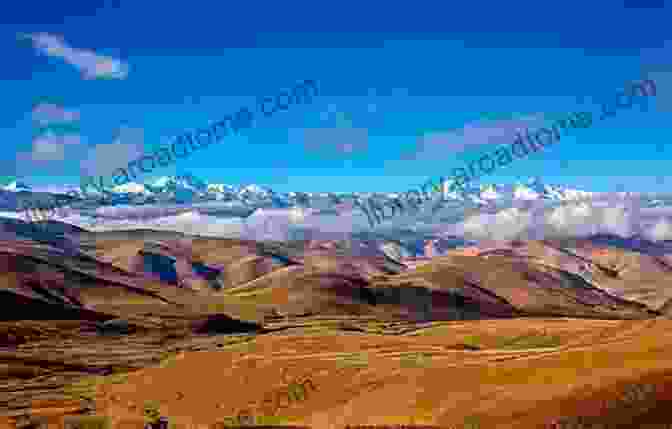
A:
[3,317,672,428]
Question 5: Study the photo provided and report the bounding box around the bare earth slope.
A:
[1,220,671,427]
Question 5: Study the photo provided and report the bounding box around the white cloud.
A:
[30,134,81,161]
[644,217,672,241]
[32,102,80,127]
[78,211,246,237]
[240,207,365,241]
[442,196,672,242]
[20,32,129,80]
[460,207,532,241]
[14,133,83,176]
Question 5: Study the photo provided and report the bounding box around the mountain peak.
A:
[2,181,32,192]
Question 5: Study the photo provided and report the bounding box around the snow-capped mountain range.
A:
[4,174,672,258]
[440,177,597,204]
[1,175,600,208]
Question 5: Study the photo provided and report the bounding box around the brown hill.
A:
[0,223,669,426]
[446,237,672,313]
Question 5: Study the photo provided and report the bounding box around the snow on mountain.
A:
[9,172,672,245]
[448,179,596,205]
[2,181,32,192]
[30,184,81,196]
[174,174,208,192]
[513,178,596,202]
[79,183,106,197]
[146,174,206,193]
[513,183,541,200]
[562,188,594,200]
[150,176,173,188]
[3,173,602,215]
[480,184,502,201]
[207,183,235,193]
[239,184,271,198]
[112,182,151,194]
[0,174,604,222]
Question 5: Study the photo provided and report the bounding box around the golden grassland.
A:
[19,318,664,428]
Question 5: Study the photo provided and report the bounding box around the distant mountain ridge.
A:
[2,175,599,208]
[3,174,671,249]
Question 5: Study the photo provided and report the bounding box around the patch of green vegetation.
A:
[63,375,103,401]
[143,400,162,424]
[459,331,562,350]
[336,352,369,369]
[63,415,111,429]
[462,415,481,429]
[462,335,483,349]
[408,264,440,275]
[226,338,257,353]
[216,414,288,427]
[157,351,180,369]
[107,372,128,384]
[255,415,291,426]
[495,331,562,350]
[400,352,432,368]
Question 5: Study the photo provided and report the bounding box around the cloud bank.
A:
[20,32,129,80]
[445,197,672,242]
[32,103,81,127]
[29,134,82,162]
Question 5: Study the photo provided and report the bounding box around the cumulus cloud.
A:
[460,207,533,241]
[32,102,80,127]
[14,100,85,175]
[240,207,368,242]
[644,217,672,241]
[405,114,547,160]
[17,191,672,245]
[92,205,194,220]
[78,211,246,237]
[60,203,367,242]
[29,134,81,162]
[444,195,672,242]
[80,127,144,177]
[19,32,129,80]
[14,133,83,176]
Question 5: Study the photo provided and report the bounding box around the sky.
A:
[2,0,672,194]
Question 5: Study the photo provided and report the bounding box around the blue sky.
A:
[2,0,672,194]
